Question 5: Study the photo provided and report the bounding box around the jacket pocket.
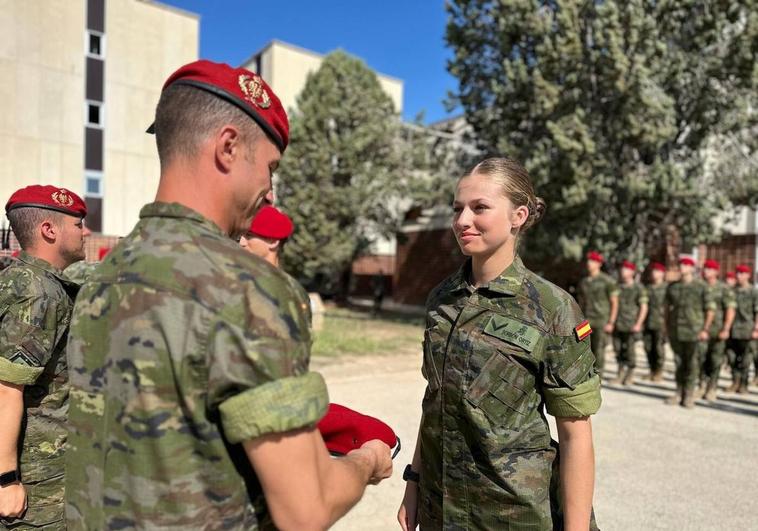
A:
[465,350,531,422]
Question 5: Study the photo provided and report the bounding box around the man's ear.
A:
[40,219,57,242]
[214,124,243,173]
[268,238,282,253]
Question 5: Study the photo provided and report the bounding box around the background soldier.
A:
[699,259,735,401]
[727,264,758,394]
[664,257,715,408]
[0,186,89,528]
[644,262,668,382]
[577,251,619,377]
[611,260,648,386]
[64,60,391,531]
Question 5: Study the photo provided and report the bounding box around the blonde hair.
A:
[463,157,546,231]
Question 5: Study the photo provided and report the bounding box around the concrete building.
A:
[242,40,404,116]
[1,0,198,240]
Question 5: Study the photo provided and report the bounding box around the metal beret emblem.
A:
[51,189,74,207]
[239,74,272,109]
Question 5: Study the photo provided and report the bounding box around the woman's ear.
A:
[511,205,530,229]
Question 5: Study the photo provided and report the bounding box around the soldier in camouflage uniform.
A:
[611,261,648,386]
[399,158,600,531]
[0,185,90,529]
[577,251,619,378]
[726,264,758,394]
[65,60,391,531]
[698,260,736,401]
[664,257,715,408]
[643,262,668,382]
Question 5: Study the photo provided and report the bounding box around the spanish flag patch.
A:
[574,320,592,342]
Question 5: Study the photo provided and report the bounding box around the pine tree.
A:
[277,51,423,292]
[446,0,757,265]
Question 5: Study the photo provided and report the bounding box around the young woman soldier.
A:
[398,158,601,530]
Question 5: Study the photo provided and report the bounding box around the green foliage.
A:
[446,0,757,265]
[277,51,428,289]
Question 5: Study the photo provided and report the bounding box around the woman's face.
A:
[452,173,527,257]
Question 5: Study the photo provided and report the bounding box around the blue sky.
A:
[160,0,459,124]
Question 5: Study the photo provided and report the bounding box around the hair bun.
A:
[524,196,546,230]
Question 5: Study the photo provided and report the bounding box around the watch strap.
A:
[403,464,420,483]
[0,470,20,487]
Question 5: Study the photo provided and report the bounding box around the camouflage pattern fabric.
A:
[643,328,666,373]
[62,261,99,284]
[419,256,601,530]
[64,202,329,530]
[701,282,737,386]
[0,251,79,530]
[729,286,758,386]
[666,280,715,391]
[644,283,667,332]
[614,283,648,333]
[577,272,618,372]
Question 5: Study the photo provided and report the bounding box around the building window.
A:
[85,101,103,127]
[86,30,105,58]
[85,171,103,197]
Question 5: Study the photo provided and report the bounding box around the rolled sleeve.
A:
[0,357,44,385]
[219,372,329,444]
[544,374,601,417]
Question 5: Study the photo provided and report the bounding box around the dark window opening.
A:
[87,103,101,126]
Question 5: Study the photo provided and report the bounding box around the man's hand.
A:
[603,322,614,334]
[752,328,758,340]
[698,330,709,342]
[631,323,642,334]
[0,483,26,519]
[718,329,730,341]
[349,439,392,485]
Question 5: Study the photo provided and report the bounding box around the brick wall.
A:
[701,234,757,273]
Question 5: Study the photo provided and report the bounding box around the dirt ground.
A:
[312,348,758,531]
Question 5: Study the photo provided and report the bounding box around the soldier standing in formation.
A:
[699,259,736,401]
[64,60,391,530]
[577,251,619,378]
[643,262,668,382]
[664,257,715,408]
[399,157,600,530]
[611,260,648,386]
[0,186,90,529]
[726,264,758,394]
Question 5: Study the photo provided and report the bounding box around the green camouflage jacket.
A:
[419,256,601,530]
[665,279,716,342]
[645,282,668,331]
[0,250,79,525]
[615,282,649,333]
[65,202,328,530]
[577,272,619,323]
[705,281,737,338]
[731,285,758,340]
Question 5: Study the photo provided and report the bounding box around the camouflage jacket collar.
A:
[451,256,525,296]
[18,250,65,279]
[139,202,226,236]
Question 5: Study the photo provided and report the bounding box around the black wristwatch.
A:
[403,464,420,483]
[0,470,20,487]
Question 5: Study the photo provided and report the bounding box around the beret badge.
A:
[239,74,271,109]
[51,190,74,208]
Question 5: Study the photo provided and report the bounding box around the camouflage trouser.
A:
[669,339,704,391]
[728,338,754,387]
[613,331,638,369]
[643,328,666,373]
[0,473,64,530]
[700,337,726,387]
[752,340,758,379]
[588,318,608,372]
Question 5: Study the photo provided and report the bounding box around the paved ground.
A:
[313,347,758,531]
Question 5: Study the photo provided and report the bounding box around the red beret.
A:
[736,264,752,274]
[726,271,736,279]
[586,251,604,263]
[149,60,289,152]
[248,205,294,240]
[98,247,111,261]
[621,260,636,271]
[6,185,87,218]
[703,259,720,270]
[11,250,19,258]
[679,256,696,267]
[317,403,398,456]
[650,262,666,272]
